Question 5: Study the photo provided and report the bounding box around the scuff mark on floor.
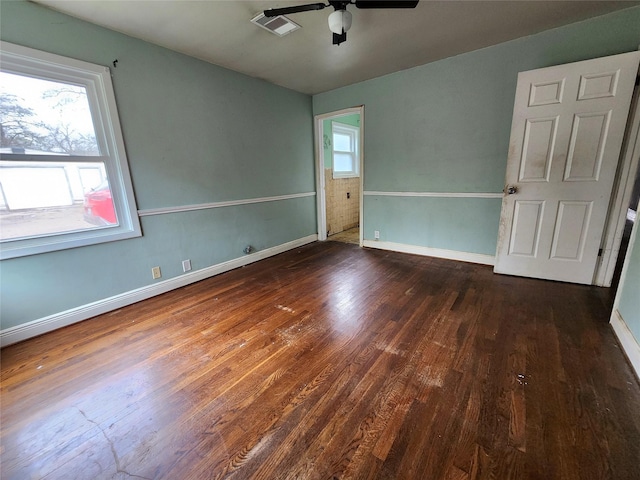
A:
[76,406,152,480]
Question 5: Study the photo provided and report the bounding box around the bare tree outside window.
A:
[0,72,99,155]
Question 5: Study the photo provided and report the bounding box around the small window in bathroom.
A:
[332,122,359,178]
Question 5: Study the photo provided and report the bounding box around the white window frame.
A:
[332,122,360,179]
[0,41,141,259]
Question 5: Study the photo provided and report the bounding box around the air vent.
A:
[251,12,300,37]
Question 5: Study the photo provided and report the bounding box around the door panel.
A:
[509,201,544,257]
[495,51,640,284]
[550,201,592,261]
[578,71,619,100]
[564,112,610,181]
[529,80,564,106]
[520,117,557,181]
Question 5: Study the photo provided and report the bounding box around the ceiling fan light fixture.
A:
[328,9,352,34]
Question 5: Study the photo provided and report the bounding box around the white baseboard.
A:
[610,308,640,380]
[362,240,495,266]
[0,234,317,347]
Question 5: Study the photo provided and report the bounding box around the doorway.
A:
[314,106,364,246]
[611,166,640,288]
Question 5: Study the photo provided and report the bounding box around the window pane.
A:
[0,71,100,156]
[0,162,117,240]
[0,41,141,259]
[334,153,354,172]
[333,132,352,152]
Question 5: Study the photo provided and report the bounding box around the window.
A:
[332,122,359,178]
[0,41,141,259]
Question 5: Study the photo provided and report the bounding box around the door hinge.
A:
[598,248,603,257]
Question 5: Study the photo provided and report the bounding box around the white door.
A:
[494,51,640,284]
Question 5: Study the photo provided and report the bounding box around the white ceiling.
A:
[34,0,639,95]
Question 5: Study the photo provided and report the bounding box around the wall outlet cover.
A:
[152,266,161,279]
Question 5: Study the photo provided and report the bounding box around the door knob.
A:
[506,185,517,195]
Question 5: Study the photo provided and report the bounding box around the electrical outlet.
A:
[182,259,192,272]
[151,266,161,279]
[374,230,380,240]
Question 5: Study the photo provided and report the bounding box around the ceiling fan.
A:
[263,0,419,46]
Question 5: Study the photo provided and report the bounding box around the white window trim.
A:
[332,122,360,179]
[0,41,141,259]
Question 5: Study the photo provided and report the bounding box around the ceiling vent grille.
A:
[251,12,300,37]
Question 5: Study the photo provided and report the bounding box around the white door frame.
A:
[314,106,364,245]
[595,83,640,286]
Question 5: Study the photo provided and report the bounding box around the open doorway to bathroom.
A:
[314,106,363,246]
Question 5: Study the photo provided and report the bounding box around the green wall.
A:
[335,114,360,129]
[313,6,640,255]
[0,1,316,329]
[363,196,501,254]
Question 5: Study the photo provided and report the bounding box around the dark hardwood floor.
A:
[2,242,639,479]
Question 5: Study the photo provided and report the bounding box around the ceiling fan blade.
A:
[355,0,419,8]
[264,3,327,17]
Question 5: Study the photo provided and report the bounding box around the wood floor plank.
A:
[2,241,640,479]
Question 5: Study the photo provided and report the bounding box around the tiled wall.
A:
[325,169,360,236]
